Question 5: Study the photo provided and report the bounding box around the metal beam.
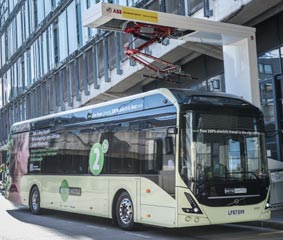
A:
[181,42,223,60]
[83,2,260,107]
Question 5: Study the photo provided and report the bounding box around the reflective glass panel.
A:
[58,11,68,62]
[67,1,78,54]
[258,49,281,81]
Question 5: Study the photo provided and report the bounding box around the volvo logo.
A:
[227,197,247,206]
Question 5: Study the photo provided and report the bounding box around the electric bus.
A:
[6,88,270,230]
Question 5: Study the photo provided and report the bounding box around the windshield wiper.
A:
[226,171,260,180]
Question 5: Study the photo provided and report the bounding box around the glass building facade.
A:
[257,12,283,161]
[0,0,283,164]
[0,0,196,148]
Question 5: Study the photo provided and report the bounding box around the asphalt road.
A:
[0,193,282,240]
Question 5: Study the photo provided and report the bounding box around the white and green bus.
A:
[6,88,270,230]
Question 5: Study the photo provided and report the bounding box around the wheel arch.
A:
[111,188,128,224]
[29,184,39,206]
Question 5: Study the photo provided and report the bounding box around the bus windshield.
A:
[181,111,269,206]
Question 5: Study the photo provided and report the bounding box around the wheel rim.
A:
[119,197,133,225]
[31,190,39,211]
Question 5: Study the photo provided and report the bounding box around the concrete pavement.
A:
[241,208,283,230]
[1,186,283,231]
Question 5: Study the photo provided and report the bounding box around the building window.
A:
[30,43,36,83]
[67,1,78,54]
[62,68,68,102]
[119,0,129,6]
[108,33,116,70]
[87,48,94,84]
[187,0,203,15]
[7,24,12,58]
[75,1,83,47]
[0,77,2,108]
[55,73,60,107]
[45,1,52,16]
[87,0,98,38]
[42,31,48,75]
[51,0,56,9]
[53,22,59,65]
[48,25,55,69]
[12,64,17,98]
[258,47,283,161]
[25,1,30,38]
[69,61,76,97]
[37,0,45,24]
[97,40,104,77]
[78,54,85,90]
[38,36,43,78]
[33,0,38,28]
[141,0,159,11]
[8,0,15,13]
[1,34,6,66]
[22,5,26,42]
[25,49,32,87]
[6,69,11,103]
[258,49,281,81]
[16,11,22,49]
[260,82,274,122]
[81,0,89,45]
[17,58,23,94]
[49,78,54,112]
[164,0,184,15]
[58,10,68,62]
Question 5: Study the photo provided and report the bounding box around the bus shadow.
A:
[6,207,257,240]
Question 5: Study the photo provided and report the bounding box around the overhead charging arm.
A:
[123,23,181,74]
[82,2,260,106]
[123,22,196,83]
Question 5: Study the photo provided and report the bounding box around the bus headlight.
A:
[193,207,199,213]
[182,192,203,214]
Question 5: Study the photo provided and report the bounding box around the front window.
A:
[181,111,269,206]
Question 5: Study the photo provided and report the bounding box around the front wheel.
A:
[116,191,134,230]
[29,186,41,215]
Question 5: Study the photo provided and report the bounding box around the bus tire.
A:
[116,191,134,230]
[29,186,41,215]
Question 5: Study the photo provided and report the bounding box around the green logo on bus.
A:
[89,140,109,176]
[59,180,82,202]
[60,179,69,202]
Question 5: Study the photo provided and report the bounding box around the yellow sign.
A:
[122,7,158,23]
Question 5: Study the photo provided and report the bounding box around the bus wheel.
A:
[116,191,134,230]
[30,186,41,215]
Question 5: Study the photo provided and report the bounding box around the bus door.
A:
[140,126,177,226]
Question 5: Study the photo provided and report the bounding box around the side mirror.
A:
[167,127,177,135]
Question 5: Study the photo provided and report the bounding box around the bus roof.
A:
[11,88,254,134]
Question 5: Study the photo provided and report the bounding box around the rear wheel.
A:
[116,191,134,230]
[30,186,41,215]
